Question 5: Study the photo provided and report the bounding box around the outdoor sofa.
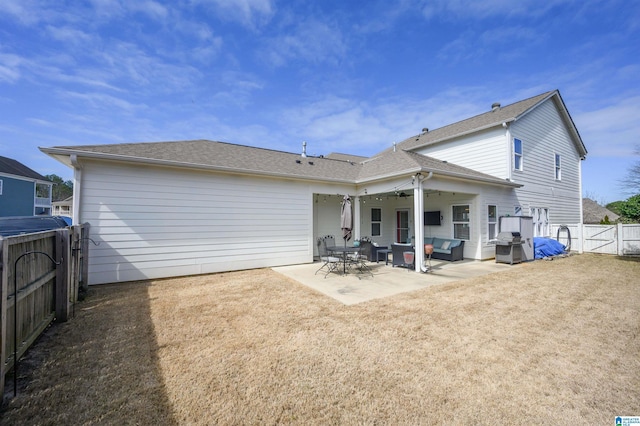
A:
[424,237,465,261]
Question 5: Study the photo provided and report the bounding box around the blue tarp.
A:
[533,237,566,259]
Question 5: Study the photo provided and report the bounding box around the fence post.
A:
[0,238,7,400]
[55,229,70,323]
[617,223,624,255]
[80,223,90,290]
[577,224,583,253]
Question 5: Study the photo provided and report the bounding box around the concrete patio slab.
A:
[273,258,521,305]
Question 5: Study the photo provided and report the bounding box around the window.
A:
[530,207,549,237]
[555,153,561,180]
[452,205,470,240]
[487,205,497,241]
[0,179,3,195]
[396,210,410,243]
[513,138,523,171]
[371,208,381,237]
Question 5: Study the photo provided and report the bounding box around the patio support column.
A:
[354,196,361,241]
[413,177,425,272]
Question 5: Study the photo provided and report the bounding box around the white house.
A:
[41,90,587,284]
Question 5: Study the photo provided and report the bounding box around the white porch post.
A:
[413,178,424,272]
[354,196,361,241]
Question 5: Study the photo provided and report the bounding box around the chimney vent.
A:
[301,141,307,157]
[422,127,429,133]
[491,102,501,112]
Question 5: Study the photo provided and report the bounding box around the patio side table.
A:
[376,249,392,265]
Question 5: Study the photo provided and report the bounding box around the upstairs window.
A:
[513,138,523,171]
[555,154,561,180]
[0,179,3,195]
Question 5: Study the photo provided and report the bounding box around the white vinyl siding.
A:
[80,161,313,284]
[510,98,582,224]
[414,127,509,179]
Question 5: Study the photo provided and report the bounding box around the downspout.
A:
[70,154,82,225]
[354,196,361,241]
[413,171,433,272]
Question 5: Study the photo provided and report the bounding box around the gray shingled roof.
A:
[380,90,586,158]
[41,90,578,189]
[582,198,620,224]
[0,155,48,181]
[42,140,363,183]
[357,149,520,187]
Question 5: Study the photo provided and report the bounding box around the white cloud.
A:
[420,0,576,20]
[0,53,23,83]
[573,96,640,157]
[263,19,347,67]
[192,0,275,29]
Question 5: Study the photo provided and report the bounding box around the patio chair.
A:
[347,246,373,277]
[315,237,341,278]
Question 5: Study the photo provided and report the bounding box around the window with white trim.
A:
[555,153,561,180]
[452,205,470,240]
[0,179,3,195]
[513,138,523,171]
[487,205,497,241]
[530,207,549,237]
[371,208,381,237]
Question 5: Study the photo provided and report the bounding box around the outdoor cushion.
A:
[441,240,451,250]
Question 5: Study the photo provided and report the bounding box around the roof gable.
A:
[386,90,586,158]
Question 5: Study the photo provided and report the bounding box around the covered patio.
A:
[273,257,518,305]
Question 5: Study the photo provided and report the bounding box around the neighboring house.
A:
[41,89,587,285]
[52,196,73,217]
[0,155,53,217]
[582,198,619,224]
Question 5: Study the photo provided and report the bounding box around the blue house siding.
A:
[0,176,35,216]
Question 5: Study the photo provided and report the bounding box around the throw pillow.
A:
[441,241,451,250]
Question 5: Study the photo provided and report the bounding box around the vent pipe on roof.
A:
[393,142,397,152]
[301,141,307,158]
[491,102,501,112]
[422,128,429,133]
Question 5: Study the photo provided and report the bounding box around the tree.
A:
[618,194,640,223]
[46,174,73,202]
[620,145,640,195]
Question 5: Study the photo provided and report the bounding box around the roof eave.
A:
[40,147,357,184]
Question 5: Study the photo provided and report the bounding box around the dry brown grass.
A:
[1,253,639,425]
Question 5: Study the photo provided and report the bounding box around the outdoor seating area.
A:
[423,237,465,261]
[315,235,373,278]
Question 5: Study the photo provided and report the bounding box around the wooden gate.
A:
[582,225,617,254]
[0,223,90,399]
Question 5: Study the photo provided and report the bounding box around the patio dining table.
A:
[326,245,360,275]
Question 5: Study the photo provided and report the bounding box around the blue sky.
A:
[1,0,638,204]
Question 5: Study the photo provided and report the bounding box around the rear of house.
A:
[41,90,587,284]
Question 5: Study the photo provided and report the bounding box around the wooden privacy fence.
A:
[0,223,90,398]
